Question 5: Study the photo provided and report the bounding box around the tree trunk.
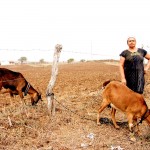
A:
[46,44,62,116]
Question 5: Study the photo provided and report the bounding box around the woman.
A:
[119,37,150,94]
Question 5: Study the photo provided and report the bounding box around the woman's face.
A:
[127,37,136,48]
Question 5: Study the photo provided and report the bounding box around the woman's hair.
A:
[127,37,136,44]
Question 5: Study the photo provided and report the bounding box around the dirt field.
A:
[0,61,150,150]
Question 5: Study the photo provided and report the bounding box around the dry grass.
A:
[0,62,150,150]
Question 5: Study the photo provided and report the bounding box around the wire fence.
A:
[0,48,118,63]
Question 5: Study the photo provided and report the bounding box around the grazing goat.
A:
[0,68,42,105]
[97,80,150,134]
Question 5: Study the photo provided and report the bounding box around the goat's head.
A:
[31,91,42,105]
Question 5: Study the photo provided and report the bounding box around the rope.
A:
[24,82,30,96]
[54,98,95,121]
[54,87,103,121]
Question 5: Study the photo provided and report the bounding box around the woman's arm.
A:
[119,56,126,84]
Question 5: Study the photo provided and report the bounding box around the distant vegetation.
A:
[39,59,45,63]
[67,58,74,63]
[18,57,27,64]
[80,59,86,62]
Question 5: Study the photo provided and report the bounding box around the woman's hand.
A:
[144,66,149,74]
[121,78,126,85]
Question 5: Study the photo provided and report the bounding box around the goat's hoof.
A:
[97,122,101,126]
[115,125,120,129]
[129,132,136,142]
[130,136,136,142]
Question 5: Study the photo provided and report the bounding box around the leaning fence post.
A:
[46,44,62,116]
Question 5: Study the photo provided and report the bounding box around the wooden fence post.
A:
[46,44,62,116]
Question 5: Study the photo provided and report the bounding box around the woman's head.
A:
[127,37,136,48]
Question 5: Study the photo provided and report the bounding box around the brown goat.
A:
[0,68,42,105]
[97,80,150,134]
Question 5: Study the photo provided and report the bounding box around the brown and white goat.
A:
[0,68,42,105]
[97,80,150,133]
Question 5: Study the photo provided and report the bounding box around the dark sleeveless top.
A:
[120,48,147,94]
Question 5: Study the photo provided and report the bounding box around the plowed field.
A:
[0,61,150,150]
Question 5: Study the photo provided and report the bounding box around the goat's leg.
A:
[97,99,109,125]
[126,113,134,132]
[0,89,14,95]
[136,125,141,136]
[18,91,26,105]
[0,88,11,95]
[111,108,120,129]
[0,89,14,105]
[127,113,137,141]
[134,118,141,136]
[0,89,9,94]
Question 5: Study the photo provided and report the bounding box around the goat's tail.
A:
[102,79,112,88]
[102,79,120,89]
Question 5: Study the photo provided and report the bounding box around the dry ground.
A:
[0,61,150,150]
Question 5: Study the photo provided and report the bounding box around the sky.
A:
[0,0,150,62]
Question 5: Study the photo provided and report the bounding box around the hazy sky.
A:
[0,0,150,62]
